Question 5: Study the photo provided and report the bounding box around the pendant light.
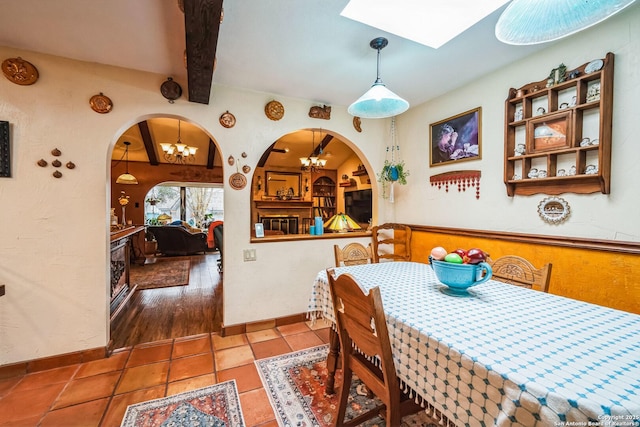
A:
[348,37,409,119]
[495,0,637,45]
[116,141,138,185]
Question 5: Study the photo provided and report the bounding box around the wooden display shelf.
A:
[504,53,613,197]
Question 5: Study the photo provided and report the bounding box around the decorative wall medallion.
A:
[227,155,235,166]
[2,57,39,85]
[160,77,182,103]
[538,196,570,224]
[36,148,76,179]
[308,104,331,120]
[242,164,251,174]
[219,111,236,128]
[353,116,362,133]
[89,92,113,114]
[229,172,247,190]
[265,100,284,121]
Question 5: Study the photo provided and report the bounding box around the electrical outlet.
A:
[243,249,256,261]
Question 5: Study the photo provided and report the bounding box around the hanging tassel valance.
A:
[429,170,481,199]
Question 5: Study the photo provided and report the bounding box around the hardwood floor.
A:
[110,253,222,349]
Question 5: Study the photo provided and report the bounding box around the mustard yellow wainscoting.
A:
[408,225,640,315]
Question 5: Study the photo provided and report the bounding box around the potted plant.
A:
[145,196,162,206]
[377,159,409,201]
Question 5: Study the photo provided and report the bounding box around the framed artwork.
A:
[0,121,10,178]
[430,107,482,166]
[527,111,571,153]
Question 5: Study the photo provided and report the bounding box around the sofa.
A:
[147,225,207,256]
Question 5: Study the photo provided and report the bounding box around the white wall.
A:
[0,47,384,365]
[1,5,639,365]
[395,6,640,242]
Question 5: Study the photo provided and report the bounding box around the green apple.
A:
[444,253,464,264]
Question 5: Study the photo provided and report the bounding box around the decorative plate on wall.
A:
[2,57,38,85]
[538,196,570,224]
[160,77,182,103]
[229,172,247,190]
[219,111,236,128]
[265,100,284,121]
[89,93,113,114]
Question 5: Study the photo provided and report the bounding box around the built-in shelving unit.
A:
[312,170,337,219]
[504,52,613,196]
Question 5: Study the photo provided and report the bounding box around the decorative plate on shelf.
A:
[219,111,236,128]
[89,92,113,114]
[585,59,603,74]
[265,100,284,121]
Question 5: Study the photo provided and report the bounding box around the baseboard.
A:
[221,312,307,337]
[0,346,107,380]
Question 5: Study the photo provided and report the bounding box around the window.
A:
[145,184,223,228]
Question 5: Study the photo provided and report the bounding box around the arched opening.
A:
[108,116,224,349]
[250,128,374,238]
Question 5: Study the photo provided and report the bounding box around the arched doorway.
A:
[108,116,224,349]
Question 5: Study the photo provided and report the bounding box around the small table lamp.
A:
[325,213,362,233]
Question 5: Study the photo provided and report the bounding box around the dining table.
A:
[307,261,640,427]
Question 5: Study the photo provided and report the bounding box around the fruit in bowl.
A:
[430,258,493,295]
[428,246,492,296]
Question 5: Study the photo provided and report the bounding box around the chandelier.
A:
[159,120,197,164]
[300,129,327,172]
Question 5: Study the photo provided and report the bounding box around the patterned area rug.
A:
[255,345,438,427]
[130,257,191,290]
[120,380,245,427]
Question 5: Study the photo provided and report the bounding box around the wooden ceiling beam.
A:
[138,121,160,166]
[184,0,223,104]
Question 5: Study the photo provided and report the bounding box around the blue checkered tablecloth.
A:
[308,262,640,427]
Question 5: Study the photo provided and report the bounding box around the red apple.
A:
[453,248,467,259]
[464,248,487,264]
[430,246,448,261]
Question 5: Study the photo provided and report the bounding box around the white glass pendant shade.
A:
[496,0,637,45]
[349,37,409,119]
[116,173,139,185]
[348,81,409,119]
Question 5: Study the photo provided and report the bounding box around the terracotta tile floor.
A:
[0,320,331,427]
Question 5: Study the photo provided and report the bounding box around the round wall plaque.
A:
[160,77,182,103]
[229,172,247,190]
[538,196,570,224]
[265,100,284,121]
[89,92,113,114]
[219,111,236,128]
[2,57,39,85]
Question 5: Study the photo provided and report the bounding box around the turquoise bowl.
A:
[429,257,492,295]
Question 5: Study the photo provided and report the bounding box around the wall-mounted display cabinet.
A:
[504,52,613,196]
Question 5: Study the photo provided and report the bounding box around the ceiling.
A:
[4,0,630,169]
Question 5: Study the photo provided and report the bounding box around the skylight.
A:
[341,0,511,49]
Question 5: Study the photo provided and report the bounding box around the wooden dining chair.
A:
[328,270,423,426]
[488,255,552,292]
[333,242,374,267]
[371,223,412,262]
